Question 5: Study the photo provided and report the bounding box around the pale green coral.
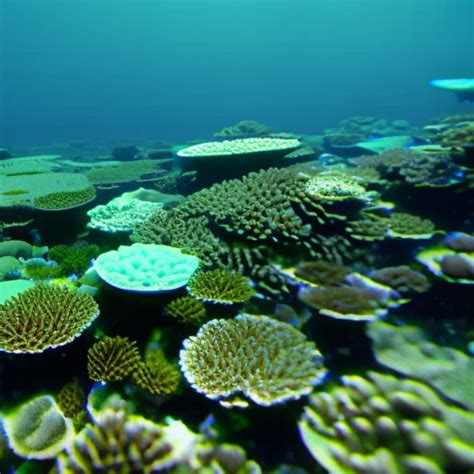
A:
[2,395,73,460]
[179,314,326,407]
[299,371,474,474]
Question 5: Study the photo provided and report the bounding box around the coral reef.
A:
[2,395,73,459]
[0,284,99,353]
[179,314,326,407]
[165,296,207,324]
[367,321,474,409]
[48,244,100,276]
[188,269,255,304]
[94,243,200,292]
[299,371,474,474]
[87,336,141,382]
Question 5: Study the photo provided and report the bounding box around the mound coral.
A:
[369,265,430,294]
[87,336,141,382]
[188,269,255,304]
[132,348,181,396]
[179,314,326,407]
[0,284,99,353]
[94,243,200,293]
[299,371,474,474]
[367,320,474,409]
[165,296,207,324]
[2,395,73,460]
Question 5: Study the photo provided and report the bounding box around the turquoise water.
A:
[0,1,473,473]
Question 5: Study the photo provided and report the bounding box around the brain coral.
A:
[87,336,141,382]
[187,268,255,304]
[179,314,326,407]
[94,243,200,293]
[299,371,474,474]
[2,395,73,460]
[0,284,99,353]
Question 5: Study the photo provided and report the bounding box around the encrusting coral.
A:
[0,284,99,353]
[299,371,474,474]
[2,395,74,460]
[179,314,326,407]
[165,295,207,324]
[87,336,141,382]
[187,268,255,304]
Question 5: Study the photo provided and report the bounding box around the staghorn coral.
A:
[299,371,474,474]
[0,284,99,353]
[188,269,255,304]
[132,348,181,396]
[367,321,474,409]
[214,120,272,138]
[87,336,141,382]
[165,296,207,325]
[370,265,431,294]
[179,314,326,407]
[2,395,73,460]
[293,260,351,286]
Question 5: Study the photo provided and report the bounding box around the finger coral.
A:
[2,395,73,460]
[87,336,141,382]
[132,348,181,396]
[188,269,255,304]
[299,371,474,474]
[179,314,326,407]
[165,295,207,324]
[0,284,99,353]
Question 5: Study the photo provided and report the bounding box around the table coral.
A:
[299,371,474,474]
[187,268,255,304]
[0,283,99,353]
[179,314,326,407]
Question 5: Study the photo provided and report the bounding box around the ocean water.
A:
[0,1,473,473]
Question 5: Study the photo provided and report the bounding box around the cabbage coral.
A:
[188,269,255,304]
[0,284,99,353]
[179,314,326,407]
[299,371,474,474]
[87,336,141,382]
[2,395,73,460]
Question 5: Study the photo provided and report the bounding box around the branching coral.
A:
[165,296,207,324]
[188,269,255,304]
[179,314,326,407]
[87,336,141,382]
[2,395,73,460]
[0,284,99,353]
[48,244,100,276]
[299,371,474,474]
[132,348,181,396]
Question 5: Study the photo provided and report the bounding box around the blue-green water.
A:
[0,1,473,473]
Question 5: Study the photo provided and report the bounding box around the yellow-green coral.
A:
[165,296,207,324]
[0,284,99,354]
[188,269,255,304]
[293,260,351,286]
[179,314,326,407]
[299,371,474,474]
[56,378,85,419]
[2,395,73,460]
[132,348,181,396]
[387,212,436,238]
[33,186,96,210]
[304,173,373,202]
[87,336,141,382]
[48,244,100,276]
